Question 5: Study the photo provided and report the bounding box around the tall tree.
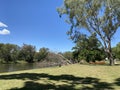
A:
[58,0,120,65]
[0,43,20,63]
[72,33,104,62]
[19,44,36,63]
[34,47,49,62]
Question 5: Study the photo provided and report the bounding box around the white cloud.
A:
[0,22,8,27]
[0,29,10,35]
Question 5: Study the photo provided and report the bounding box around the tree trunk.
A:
[107,39,114,66]
[108,51,114,66]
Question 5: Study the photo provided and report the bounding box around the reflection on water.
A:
[0,63,58,73]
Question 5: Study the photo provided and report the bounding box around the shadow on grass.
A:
[10,81,76,90]
[0,73,114,90]
[115,78,120,86]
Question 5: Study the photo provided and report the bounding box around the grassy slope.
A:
[0,64,120,90]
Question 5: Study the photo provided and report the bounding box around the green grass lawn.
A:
[0,64,120,90]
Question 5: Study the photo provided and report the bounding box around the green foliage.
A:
[0,43,20,63]
[34,47,49,62]
[62,51,73,60]
[58,0,120,65]
[0,43,69,64]
[112,42,120,59]
[72,34,105,62]
[19,44,36,63]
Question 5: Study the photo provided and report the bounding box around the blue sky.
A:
[0,0,120,52]
[0,0,75,52]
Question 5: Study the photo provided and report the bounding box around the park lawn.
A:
[0,64,120,90]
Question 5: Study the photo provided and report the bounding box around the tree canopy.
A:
[58,0,120,65]
[72,33,105,62]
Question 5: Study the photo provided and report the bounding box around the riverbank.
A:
[0,64,120,90]
[0,61,61,73]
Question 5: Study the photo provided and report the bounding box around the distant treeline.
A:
[0,41,120,64]
[0,43,67,64]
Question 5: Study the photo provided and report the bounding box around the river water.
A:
[0,62,58,73]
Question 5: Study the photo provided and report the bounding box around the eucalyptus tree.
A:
[0,43,20,63]
[58,0,120,65]
[19,44,36,63]
[34,47,49,62]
